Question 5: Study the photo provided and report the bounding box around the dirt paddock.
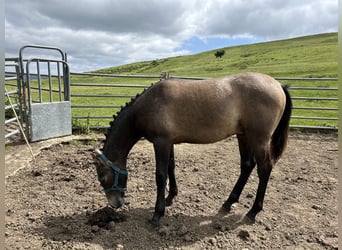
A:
[5,132,338,249]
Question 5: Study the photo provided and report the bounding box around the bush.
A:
[214,50,225,58]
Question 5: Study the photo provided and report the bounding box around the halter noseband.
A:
[93,149,128,193]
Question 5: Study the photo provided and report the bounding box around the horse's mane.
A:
[102,83,156,150]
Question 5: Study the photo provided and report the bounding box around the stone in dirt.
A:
[238,230,250,240]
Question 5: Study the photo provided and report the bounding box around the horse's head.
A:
[93,149,128,209]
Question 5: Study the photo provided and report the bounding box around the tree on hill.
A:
[214,49,225,58]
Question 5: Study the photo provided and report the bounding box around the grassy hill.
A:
[95,33,338,78]
[68,33,337,130]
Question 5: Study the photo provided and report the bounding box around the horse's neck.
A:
[103,112,140,165]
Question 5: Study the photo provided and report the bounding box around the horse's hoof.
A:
[149,217,160,228]
[165,198,173,207]
[219,202,232,214]
[165,194,176,207]
[218,206,230,215]
[244,213,256,224]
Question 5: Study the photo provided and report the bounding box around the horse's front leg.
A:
[150,138,172,227]
[166,145,178,206]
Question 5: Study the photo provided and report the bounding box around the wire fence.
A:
[69,72,338,132]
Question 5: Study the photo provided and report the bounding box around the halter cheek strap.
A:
[93,149,128,193]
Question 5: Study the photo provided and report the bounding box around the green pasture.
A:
[5,33,338,131]
[74,33,339,130]
[96,33,337,78]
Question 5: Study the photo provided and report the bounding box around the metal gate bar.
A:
[5,58,23,142]
[25,58,70,104]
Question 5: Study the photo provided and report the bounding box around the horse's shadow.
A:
[35,206,252,249]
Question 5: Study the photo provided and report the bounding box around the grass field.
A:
[5,33,338,131]
[95,33,338,78]
[74,33,338,130]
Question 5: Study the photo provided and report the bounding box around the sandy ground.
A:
[5,132,338,249]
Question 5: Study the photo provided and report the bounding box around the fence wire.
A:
[69,73,338,131]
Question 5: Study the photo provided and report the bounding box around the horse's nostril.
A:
[107,196,124,209]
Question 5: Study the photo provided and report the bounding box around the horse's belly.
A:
[171,118,240,144]
[173,132,235,144]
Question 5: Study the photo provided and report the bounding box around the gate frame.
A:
[17,45,71,142]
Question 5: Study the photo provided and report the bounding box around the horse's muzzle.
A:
[106,194,124,209]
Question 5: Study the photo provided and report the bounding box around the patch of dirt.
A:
[87,206,127,227]
[5,133,338,249]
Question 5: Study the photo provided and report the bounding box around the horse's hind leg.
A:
[222,135,256,212]
[166,144,178,206]
[245,143,273,222]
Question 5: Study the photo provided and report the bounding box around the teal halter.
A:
[94,149,128,193]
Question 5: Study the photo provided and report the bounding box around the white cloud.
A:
[5,0,338,72]
[192,0,337,38]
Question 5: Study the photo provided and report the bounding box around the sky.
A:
[5,0,338,73]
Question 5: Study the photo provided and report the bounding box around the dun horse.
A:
[93,72,292,227]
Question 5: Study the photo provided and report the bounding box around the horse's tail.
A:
[271,85,292,162]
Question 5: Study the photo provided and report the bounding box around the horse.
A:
[93,72,292,227]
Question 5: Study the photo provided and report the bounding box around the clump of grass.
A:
[72,114,91,135]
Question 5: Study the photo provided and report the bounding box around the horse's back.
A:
[134,72,286,144]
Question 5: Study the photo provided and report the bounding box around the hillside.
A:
[95,33,338,78]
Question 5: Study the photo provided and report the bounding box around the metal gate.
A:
[5,58,23,141]
[18,45,71,142]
